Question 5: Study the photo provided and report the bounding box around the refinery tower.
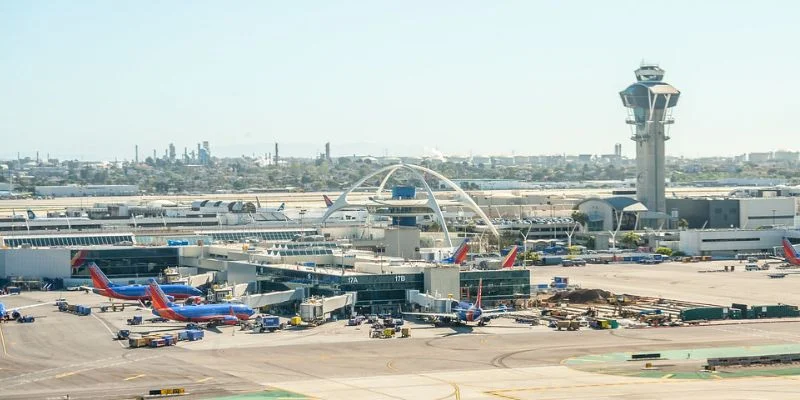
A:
[619,64,680,216]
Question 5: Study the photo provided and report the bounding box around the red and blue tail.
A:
[501,246,519,268]
[783,239,800,265]
[88,263,114,289]
[323,195,334,208]
[444,239,470,264]
[147,280,172,311]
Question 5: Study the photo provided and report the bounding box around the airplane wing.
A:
[5,302,50,311]
[402,311,458,319]
[480,307,509,318]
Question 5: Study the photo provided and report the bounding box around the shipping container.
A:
[680,307,734,321]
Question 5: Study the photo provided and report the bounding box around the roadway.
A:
[0,187,737,216]
[3,289,800,399]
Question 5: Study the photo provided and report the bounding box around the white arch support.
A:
[322,164,500,242]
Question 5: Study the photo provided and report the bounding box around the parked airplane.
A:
[500,246,519,268]
[25,209,91,221]
[147,280,254,325]
[473,245,519,269]
[255,196,285,212]
[403,279,507,325]
[782,239,800,265]
[442,238,470,265]
[87,263,203,301]
[0,301,48,319]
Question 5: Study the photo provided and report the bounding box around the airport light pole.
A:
[520,225,533,254]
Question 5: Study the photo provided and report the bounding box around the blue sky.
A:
[1,1,798,160]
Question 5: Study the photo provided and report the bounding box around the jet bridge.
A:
[244,288,305,309]
[406,290,454,313]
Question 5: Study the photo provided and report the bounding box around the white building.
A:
[35,185,140,197]
[678,228,800,256]
[738,198,795,228]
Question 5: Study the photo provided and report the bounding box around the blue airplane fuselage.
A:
[94,284,203,301]
[152,303,254,323]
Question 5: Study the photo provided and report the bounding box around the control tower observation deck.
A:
[619,64,680,217]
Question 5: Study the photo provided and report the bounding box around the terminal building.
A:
[35,184,140,197]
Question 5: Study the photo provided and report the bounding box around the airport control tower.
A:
[619,64,680,216]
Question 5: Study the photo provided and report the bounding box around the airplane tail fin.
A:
[444,238,470,264]
[501,246,519,268]
[323,195,334,208]
[88,262,114,289]
[26,209,36,220]
[277,203,285,212]
[147,279,172,310]
[783,239,800,265]
[476,278,483,309]
[255,196,262,209]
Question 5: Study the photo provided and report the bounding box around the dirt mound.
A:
[547,289,612,304]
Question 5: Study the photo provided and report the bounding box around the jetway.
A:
[406,290,454,313]
[186,273,213,287]
[244,288,305,309]
[299,293,357,323]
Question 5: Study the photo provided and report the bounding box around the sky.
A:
[1,1,799,161]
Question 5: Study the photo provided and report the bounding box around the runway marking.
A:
[386,360,398,372]
[661,374,674,379]
[196,377,214,383]
[450,382,461,400]
[91,314,126,348]
[55,371,76,379]
[124,374,146,381]
[0,325,8,357]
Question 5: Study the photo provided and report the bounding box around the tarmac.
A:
[4,261,800,399]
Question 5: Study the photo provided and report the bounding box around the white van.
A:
[745,263,760,271]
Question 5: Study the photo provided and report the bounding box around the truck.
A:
[252,315,284,333]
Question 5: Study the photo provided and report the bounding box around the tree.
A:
[619,232,640,248]
[655,247,673,257]
[571,210,588,226]
[677,218,689,230]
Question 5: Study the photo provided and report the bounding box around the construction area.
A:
[4,260,800,399]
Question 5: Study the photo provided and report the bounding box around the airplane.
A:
[87,262,204,301]
[147,280,254,325]
[441,238,470,265]
[500,245,519,268]
[782,239,800,265]
[26,209,90,221]
[472,245,519,269]
[0,301,49,319]
[323,194,334,208]
[255,196,286,212]
[402,279,507,326]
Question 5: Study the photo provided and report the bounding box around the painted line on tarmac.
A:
[0,325,8,357]
[196,377,214,383]
[124,374,146,381]
[91,314,126,348]
[55,371,76,379]
[386,360,399,372]
[661,374,674,379]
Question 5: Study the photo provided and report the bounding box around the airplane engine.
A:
[166,295,175,303]
[221,315,239,325]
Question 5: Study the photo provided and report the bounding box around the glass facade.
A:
[460,270,531,304]
[272,242,338,249]
[4,234,134,248]
[70,248,179,279]
[255,265,529,312]
[202,229,316,242]
[266,248,335,257]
